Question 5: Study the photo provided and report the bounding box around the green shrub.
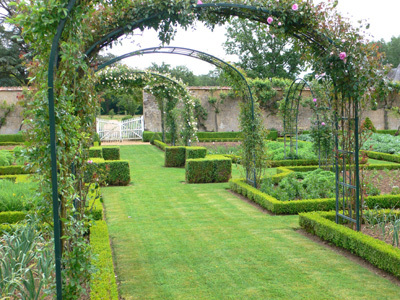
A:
[376,130,397,135]
[142,131,154,142]
[0,211,27,224]
[0,165,30,175]
[89,147,103,158]
[266,130,278,141]
[102,147,120,160]
[105,160,130,186]
[165,146,186,167]
[0,150,13,166]
[362,117,376,133]
[0,174,31,183]
[0,180,38,212]
[185,159,214,183]
[362,150,400,163]
[90,220,119,300]
[196,132,242,139]
[185,147,207,160]
[299,211,400,279]
[93,132,101,146]
[186,156,232,183]
[154,140,167,151]
[150,133,162,145]
[0,133,25,143]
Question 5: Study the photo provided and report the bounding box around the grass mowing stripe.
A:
[102,145,400,300]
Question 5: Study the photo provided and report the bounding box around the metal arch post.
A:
[48,0,78,299]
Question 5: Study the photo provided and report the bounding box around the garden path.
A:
[102,145,400,300]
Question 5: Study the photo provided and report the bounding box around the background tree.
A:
[0,0,29,86]
[376,36,400,67]
[223,18,305,80]
[148,62,196,86]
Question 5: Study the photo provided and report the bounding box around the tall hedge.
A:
[186,156,232,183]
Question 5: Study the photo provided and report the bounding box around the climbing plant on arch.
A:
[96,64,197,145]
[13,0,386,298]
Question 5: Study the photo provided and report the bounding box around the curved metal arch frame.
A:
[47,2,358,298]
[283,78,316,160]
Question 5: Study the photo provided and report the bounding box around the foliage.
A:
[208,88,224,132]
[102,147,120,160]
[0,150,13,166]
[0,100,15,129]
[376,36,400,68]
[223,18,305,79]
[266,141,317,160]
[261,169,336,201]
[0,225,54,299]
[150,132,162,145]
[362,133,400,155]
[185,146,207,159]
[0,211,27,224]
[0,180,37,212]
[193,97,208,130]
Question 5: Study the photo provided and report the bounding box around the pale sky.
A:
[104,0,400,75]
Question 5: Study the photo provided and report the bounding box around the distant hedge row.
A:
[89,146,120,160]
[0,133,25,143]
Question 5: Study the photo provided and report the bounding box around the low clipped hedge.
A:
[0,211,27,224]
[165,146,186,167]
[90,220,119,300]
[102,147,120,160]
[197,132,242,139]
[299,211,400,279]
[230,177,400,214]
[198,138,242,143]
[0,174,31,183]
[89,147,103,158]
[185,147,207,160]
[85,159,130,186]
[186,155,232,183]
[376,130,397,135]
[363,150,400,164]
[268,159,320,167]
[0,133,25,143]
[0,142,24,146]
[154,140,167,151]
[0,165,30,175]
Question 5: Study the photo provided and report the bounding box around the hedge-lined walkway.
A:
[102,145,400,300]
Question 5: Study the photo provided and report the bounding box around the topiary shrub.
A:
[165,146,186,167]
[93,132,101,146]
[185,159,214,183]
[102,147,120,160]
[104,160,130,186]
[185,147,207,160]
[362,117,376,133]
[0,211,27,224]
[89,147,103,158]
[212,156,232,182]
[150,133,162,145]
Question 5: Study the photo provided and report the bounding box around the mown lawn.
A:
[102,145,400,300]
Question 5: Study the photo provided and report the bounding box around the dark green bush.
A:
[0,165,30,175]
[299,211,400,279]
[186,156,232,183]
[102,147,120,160]
[185,147,207,160]
[376,130,397,135]
[0,133,25,143]
[90,220,119,300]
[266,130,278,141]
[89,147,103,158]
[362,117,376,132]
[165,146,186,167]
[185,159,214,183]
[105,160,130,186]
[0,211,27,224]
[150,133,162,145]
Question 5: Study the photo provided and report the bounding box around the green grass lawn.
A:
[102,145,400,300]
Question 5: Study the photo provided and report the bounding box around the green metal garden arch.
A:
[47,2,362,298]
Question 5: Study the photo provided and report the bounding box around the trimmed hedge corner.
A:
[154,140,167,151]
[102,147,120,160]
[185,147,207,160]
[85,159,130,186]
[165,146,186,167]
[90,220,119,300]
[0,211,27,224]
[299,211,400,279]
[89,147,103,158]
[186,156,232,183]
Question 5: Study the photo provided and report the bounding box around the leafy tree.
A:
[223,18,305,80]
[148,62,196,86]
[0,0,29,86]
[376,36,400,67]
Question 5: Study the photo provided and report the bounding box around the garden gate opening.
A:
[96,116,144,142]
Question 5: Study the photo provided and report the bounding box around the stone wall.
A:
[144,87,400,133]
[0,87,25,134]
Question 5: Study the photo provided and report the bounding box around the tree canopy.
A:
[376,35,400,68]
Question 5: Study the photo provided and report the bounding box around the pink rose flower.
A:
[197,0,203,4]
[321,122,326,126]
[292,4,298,10]
[87,160,93,164]
[278,22,282,26]
[267,16,273,24]
[313,98,317,102]
[339,52,347,60]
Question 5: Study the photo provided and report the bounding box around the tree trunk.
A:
[214,111,218,132]
[384,108,389,130]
